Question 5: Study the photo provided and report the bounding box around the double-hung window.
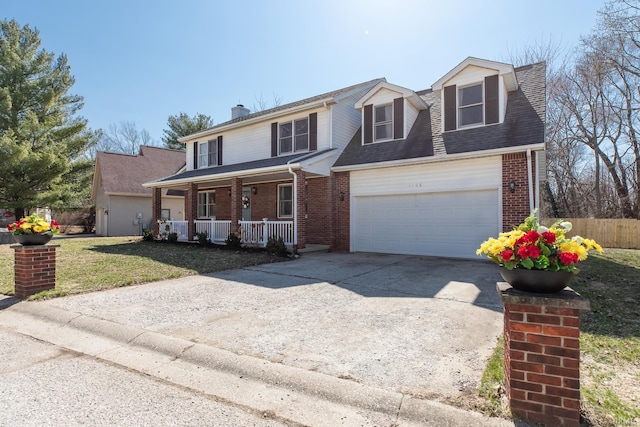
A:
[198,140,218,168]
[197,191,215,218]
[374,104,392,141]
[279,118,308,154]
[278,184,293,218]
[458,83,483,127]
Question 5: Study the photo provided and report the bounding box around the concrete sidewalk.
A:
[0,252,517,426]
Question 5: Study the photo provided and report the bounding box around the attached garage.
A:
[349,156,502,259]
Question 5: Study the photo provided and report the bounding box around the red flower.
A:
[559,252,579,266]
[542,231,556,245]
[501,250,514,262]
[517,230,540,245]
[518,244,541,259]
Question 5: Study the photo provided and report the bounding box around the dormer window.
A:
[458,83,483,127]
[443,75,499,132]
[279,118,309,154]
[374,104,393,141]
[363,98,404,144]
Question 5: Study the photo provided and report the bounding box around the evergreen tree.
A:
[162,112,214,150]
[0,19,96,219]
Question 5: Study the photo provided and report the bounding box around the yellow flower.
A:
[33,225,44,233]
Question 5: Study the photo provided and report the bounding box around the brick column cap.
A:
[497,282,590,310]
[12,244,61,251]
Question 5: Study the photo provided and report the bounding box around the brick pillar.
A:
[152,187,162,236]
[331,171,350,251]
[230,177,242,235]
[295,169,306,250]
[498,282,590,427]
[185,183,197,241]
[13,245,59,298]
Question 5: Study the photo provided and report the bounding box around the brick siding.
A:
[502,152,537,230]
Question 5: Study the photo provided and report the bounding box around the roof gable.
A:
[355,81,429,110]
[432,57,518,92]
[94,146,186,196]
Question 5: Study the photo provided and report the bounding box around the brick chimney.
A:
[231,104,250,119]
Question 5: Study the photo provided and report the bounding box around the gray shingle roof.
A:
[334,62,546,168]
[155,149,334,184]
[193,78,385,134]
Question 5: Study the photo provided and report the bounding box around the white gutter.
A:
[331,143,545,172]
[527,149,534,212]
[142,163,302,188]
[287,160,298,248]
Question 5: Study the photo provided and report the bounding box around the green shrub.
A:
[167,232,178,243]
[196,231,210,245]
[225,232,242,250]
[266,236,288,255]
[142,228,155,242]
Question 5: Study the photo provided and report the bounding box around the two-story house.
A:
[144,57,545,259]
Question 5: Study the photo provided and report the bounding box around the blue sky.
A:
[4,0,605,143]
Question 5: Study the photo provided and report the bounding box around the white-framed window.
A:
[198,139,218,168]
[279,118,308,154]
[374,103,393,141]
[458,83,483,127]
[278,184,293,218]
[197,191,215,217]
[161,209,171,221]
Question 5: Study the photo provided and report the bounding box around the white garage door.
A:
[352,189,499,259]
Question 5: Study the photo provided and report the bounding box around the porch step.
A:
[297,244,330,254]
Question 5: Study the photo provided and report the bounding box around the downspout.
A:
[287,160,298,248]
[534,151,541,212]
[527,149,534,213]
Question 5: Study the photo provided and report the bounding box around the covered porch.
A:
[145,151,338,251]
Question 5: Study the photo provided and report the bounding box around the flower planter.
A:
[499,266,574,293]
[13,234,53,246]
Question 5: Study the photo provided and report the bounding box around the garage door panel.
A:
[352,190,498,259]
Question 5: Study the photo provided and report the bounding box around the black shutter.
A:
[485,75,499,125]
[193,142,198,169]
[363,104,373,144]
[217,136,223,165]
[393,97,404,139]
[444,85,457,131]
[309,113,317,151]
[271,122,278,157]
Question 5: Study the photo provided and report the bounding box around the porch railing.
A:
[160,219,293,247]
[194,219,231,243]
[238,220,294,247]
[158,220,188,241]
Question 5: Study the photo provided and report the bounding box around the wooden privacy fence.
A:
[542,218,640,249]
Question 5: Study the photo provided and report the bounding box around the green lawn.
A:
[478,249,640,426]
[0,236,286,298]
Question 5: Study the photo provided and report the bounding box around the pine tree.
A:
[162,112,214,150]
[0,19,96,219]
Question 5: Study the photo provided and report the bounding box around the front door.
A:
[242,187,251,221]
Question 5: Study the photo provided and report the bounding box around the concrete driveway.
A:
[27,252,505,399]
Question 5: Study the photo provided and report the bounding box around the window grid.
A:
[279,118,309,155]
[458,83,484,127]
[278,184,293,218]
[374,104,393,141]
